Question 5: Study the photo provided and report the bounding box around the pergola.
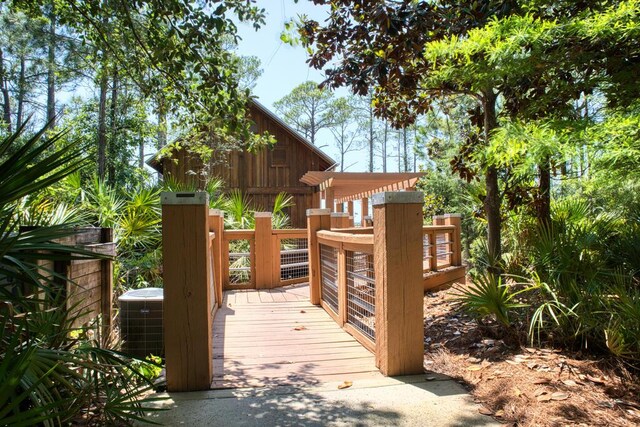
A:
[300,171,425,222]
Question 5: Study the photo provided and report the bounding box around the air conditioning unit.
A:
[119,287,164,358]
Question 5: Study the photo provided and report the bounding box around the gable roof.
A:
[147,99,336,173]
[249,99,336,167]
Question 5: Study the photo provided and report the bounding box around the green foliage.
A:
[0,125,162,425]
[455,272,529,328]
[274,81,336,145]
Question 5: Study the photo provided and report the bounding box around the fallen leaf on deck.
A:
[300,310,306,313]
[293,326,307,331]
[478,406,493,416]
[551,392,569,401]
[338,381,353,390]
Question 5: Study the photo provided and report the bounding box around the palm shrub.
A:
[0,125,162,425]
[523,199,640,357]
[454,270,530,329]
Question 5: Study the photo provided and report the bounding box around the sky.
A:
[234,1,363,171]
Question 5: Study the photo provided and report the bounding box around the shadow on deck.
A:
[212,283,383,389]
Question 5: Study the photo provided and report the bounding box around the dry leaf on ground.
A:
[338,381,353,390]
[551,392,569,401]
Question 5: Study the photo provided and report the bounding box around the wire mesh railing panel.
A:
[280,238,309,281]
[422,233,433,270]
[319,244,339,314]
[346,251,375,343]
[435,232,453,267]
[228,239,252,285]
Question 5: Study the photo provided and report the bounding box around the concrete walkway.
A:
[143,375,500,426]
[142,285,499,426]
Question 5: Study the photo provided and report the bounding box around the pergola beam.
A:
[301,172,425,206]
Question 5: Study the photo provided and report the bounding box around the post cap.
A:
[208,209,223,217]
[331,212,349,217]
[443,213,462,218]
[306,208,331,216]
[371,191,423,206]
[254,212,272,218]
[161,192,208,205]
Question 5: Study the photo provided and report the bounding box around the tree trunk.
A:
[369,97,374,172]
[97,67,108,180]
[157,93,167,180]
[16,55,26,129]
[310,104,316,145]
[537,157,551,230]
[482,90,501,263]
[382,122,388,172]
[107,68,119,183]
[46,10,56,129]
[397,130,401,172]
[413,127,417,172]
[403,127,408,172]
[139,139,144,169]
[0,49,12,132]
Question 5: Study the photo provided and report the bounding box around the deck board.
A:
[213,283,382,388]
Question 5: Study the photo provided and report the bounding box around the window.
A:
[271,148,287,167]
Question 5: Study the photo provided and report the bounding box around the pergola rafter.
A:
[300,171,425,204]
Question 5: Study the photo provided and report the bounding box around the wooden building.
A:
[150,100,336,227]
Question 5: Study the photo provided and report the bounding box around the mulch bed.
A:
[423,286,640,426]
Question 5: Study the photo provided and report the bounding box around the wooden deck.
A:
[212,283,383,389]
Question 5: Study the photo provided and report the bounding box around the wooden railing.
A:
[307,192,427,377]
[316,230,376,352]
[207,211,311,291]
[422,214,465,291]
[162,191,465,390]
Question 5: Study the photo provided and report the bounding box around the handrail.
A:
[317,230,374,246]
[330,227,373,234]
[224,229,255,239]
[272,228,307,237]
[422,225,456,232]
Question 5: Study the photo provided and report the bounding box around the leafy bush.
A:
[455,271,529,328]
[0,125,163,425]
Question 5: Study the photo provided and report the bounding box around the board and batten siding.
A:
[161,103,334,228]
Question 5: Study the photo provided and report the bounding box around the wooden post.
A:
[254,212,273,289]
[363,216,373,227]
[161,192,213,392]
[372,191,424,376]
[208,209,224,307]
[100,228,113,335]
[307,209,331,305]
[433,215,445,225]
[330,212,342,229]
[342,214,352,228]
[361,197,369,223]
[443,214,462,266]
[347,201,354,216]
[325,187,335,212]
